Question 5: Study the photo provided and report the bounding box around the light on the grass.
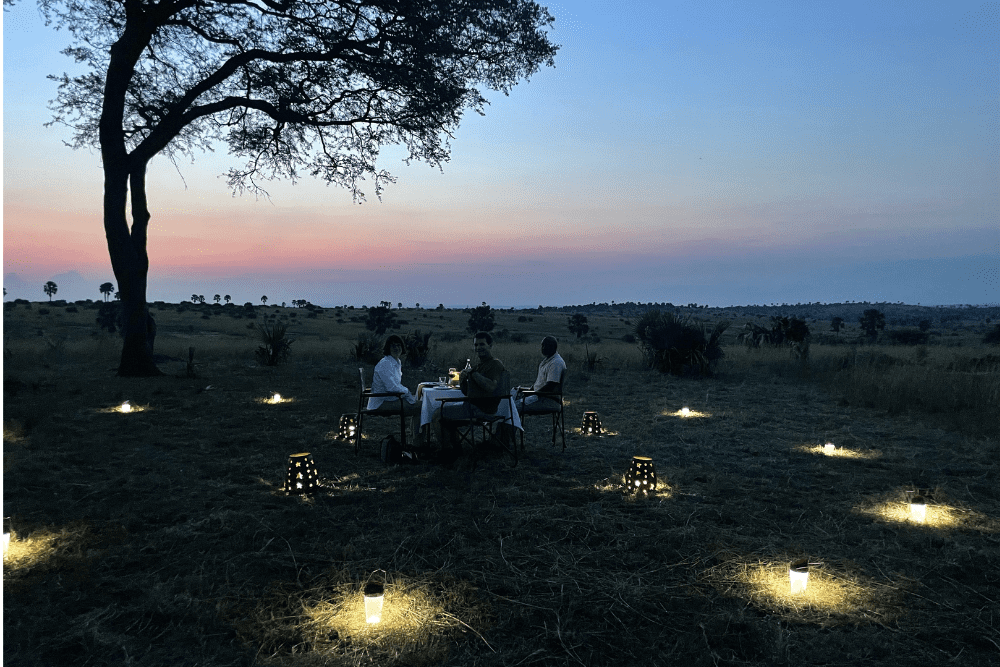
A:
[909,495,927,523]
[789,559,809,594]
[285,452,319,495]
[625,456,657,494]
[270,393,282,404]
[680,407,691,417]
[582,411,602,435]
[120,401,132,413]
[363,580,385,623]
[824,442,835,454]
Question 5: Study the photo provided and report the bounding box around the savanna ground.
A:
[4,301,999,666]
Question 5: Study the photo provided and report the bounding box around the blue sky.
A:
[3,0,999,307]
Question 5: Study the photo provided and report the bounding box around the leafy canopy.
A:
[35,0,558,200]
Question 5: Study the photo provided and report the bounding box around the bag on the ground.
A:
[380,434,403,465]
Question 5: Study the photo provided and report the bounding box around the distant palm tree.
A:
[43,281,58,301]
[100,282,115,301]
[214,294,221,304]
[191,294,199,303]
[198,295,206,304]
[261,295,268,305]
[224,295,231,305]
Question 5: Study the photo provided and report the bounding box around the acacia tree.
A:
[100,281,115,301]
[44,281,58,301]
[30,0,558,375]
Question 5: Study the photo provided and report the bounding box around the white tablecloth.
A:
[418,385,523,431]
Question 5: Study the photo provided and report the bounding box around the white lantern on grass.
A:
[120,401,132,413]
[823,442,835,454]
[789,559,809,594]
[680,407,691,417]
[363,573,386,624]
[909,495,927,523]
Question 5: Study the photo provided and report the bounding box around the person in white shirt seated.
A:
[516,336,566,414]
[368,335,420,415]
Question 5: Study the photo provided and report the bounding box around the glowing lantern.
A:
[2,517,10,557]
[909,495,927,523]
[625,456,657,494]
[363,575,386,624]
[680,407,691,417]
[285,452,319,495]
[823,443,835,454]
[448,368,460,386]
[789,559,809,594]
[582,411,602,435]
[339,413,358,440]
[270,393,282,404]
[120,401,132,413]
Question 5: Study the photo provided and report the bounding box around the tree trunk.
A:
[105,161,162,376]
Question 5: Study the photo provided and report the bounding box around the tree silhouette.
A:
[365,303,399,335]
[260,295,268,306]
[831,316,844,334]
[100,282,115,302]
[466,303,495,334]
[567,313,589,338]
[224,295,231,305]
[191,294,199,303]
[214,294,221,304]
[43,281,58,301]
[859,309,886,341]
[33,0,558,376]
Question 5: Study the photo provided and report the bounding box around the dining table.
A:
[416,382,523,444]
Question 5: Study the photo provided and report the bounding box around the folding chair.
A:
[517,368,566,453]
[355,367,409,455]
[437,370,517,467]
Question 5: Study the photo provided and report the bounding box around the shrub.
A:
[38,308,50,315]
[983,323,1000,346]
[517,315,528,323]
[95,302,122,335]
[633,310,729,377]
[254,320,293,366]
[352,331,383,365]
[466,303,495,333]
[365,304,399,335]
[403,330,432,368]
[567,314,589,338]
[65,306,78,313]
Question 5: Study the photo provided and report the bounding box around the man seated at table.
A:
[368,334,420,416]
[440,331,506,452]
[516,335,566,414]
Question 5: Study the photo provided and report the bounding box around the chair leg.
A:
[355,411,364,455]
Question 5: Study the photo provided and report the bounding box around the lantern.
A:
[363,573,386,623]
[789,559,809,594]
[285,452,319,495]
[448,368,460,386]
[339,413,358,440]
[625,456,657,494]
[680,407,691,417]
[582,411,602,435]
[909,495,927,523]
[120,401,132,413]
[823,442,835,454]
[2,517,11,557]
[270,393,282,404]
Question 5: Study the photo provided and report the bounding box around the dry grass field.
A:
[4,301,999,666]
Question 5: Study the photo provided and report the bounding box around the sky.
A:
[3,0,999,308]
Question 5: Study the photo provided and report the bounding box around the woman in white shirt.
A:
[368,335,420,414]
